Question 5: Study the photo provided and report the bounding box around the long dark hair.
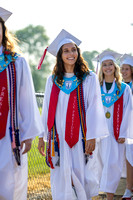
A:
[52,44,90,85]
[0,17,20,54]
[130,65,133,80]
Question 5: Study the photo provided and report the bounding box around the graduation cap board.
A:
[37,29,81,69]
[93,50,122,73]
[119,54,133,67]
[0,7,12,22]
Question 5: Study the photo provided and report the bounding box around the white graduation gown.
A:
[41,72,109,200]
[98,80,133,193]
[126,138,133,167]
[126,87,133,167]
[0,56,44,200]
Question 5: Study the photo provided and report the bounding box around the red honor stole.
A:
[47,83,81,148]
[65,88,80,148]
[0,69,9,139]
[47,82,86,168]
[113,94,123,140]
[47,83,60,132]
[47,83,60,169]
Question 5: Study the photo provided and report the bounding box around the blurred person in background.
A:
[0,7,44,200]
[93,50,133,200]
[120,54,133,200]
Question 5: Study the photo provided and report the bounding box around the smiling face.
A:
[61,43,78,73]
[121,64,132,82]
[102,59,115,79]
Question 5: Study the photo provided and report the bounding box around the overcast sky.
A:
[1,0,133,55]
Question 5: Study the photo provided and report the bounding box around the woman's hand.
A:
[117,138,125,144]
[85,139,96,155]
[38,138,45,156]
[21,139,32,154]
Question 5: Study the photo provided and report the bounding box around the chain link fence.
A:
[27,93,52,200]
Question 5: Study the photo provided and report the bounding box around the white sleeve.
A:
[85,73,109,140]
[41,75,53,141]
[15,57,44,142]
[119,84,133,139]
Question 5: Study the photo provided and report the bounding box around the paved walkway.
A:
[116,178,126,196]
[98,178,126,199]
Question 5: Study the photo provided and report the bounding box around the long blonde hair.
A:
[98,61,122,90]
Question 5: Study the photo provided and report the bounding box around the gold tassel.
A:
[52,140,55,157]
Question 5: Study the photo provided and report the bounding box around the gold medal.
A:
[105,111,111,118]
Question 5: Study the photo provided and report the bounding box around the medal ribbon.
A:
[0,69,9,139]
[113,94,123,140]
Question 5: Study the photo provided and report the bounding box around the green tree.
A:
[15,25,52,92]
[82,50,99,72]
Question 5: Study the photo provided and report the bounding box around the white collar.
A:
[64,72,74,78]
[103,79,115,93]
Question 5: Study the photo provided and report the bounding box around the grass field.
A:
[28,136,50,176]
[27,134,126,199]
[27,136,52,199]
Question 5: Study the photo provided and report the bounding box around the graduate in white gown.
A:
[0,7,44,200]
[38,29,109,200]
[93,50,133,200]
[120,54,133,199]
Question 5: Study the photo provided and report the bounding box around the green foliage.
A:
[15,25,52,92]
[82,50,99,72]
[15,25,49,57]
